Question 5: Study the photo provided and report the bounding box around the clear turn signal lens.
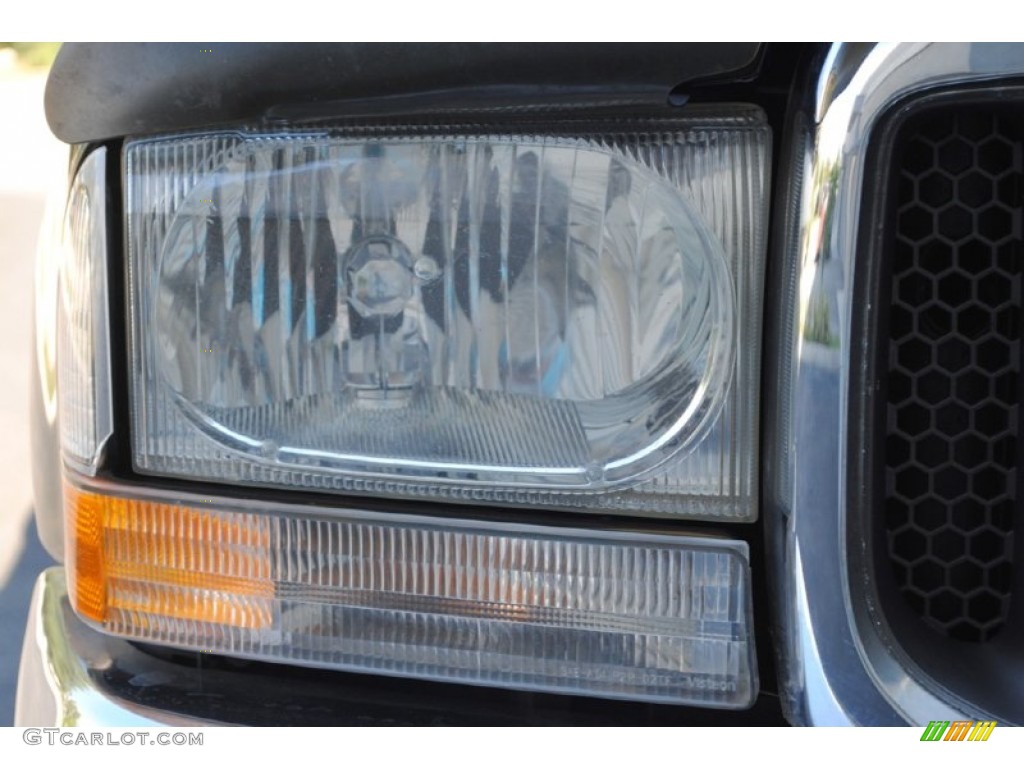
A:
[65,477,758,707]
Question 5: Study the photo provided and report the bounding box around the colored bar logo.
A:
[921,721,996,741]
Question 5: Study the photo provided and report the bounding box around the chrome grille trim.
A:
[766,42,1024,726]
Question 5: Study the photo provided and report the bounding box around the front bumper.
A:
[15,568,215,726]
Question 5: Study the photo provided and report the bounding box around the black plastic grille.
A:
[884,108,1022,642]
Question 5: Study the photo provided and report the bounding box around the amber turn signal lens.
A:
[63,477,757,707]
[65,482,274,629]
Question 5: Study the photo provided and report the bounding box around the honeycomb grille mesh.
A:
[883,108,1022,642]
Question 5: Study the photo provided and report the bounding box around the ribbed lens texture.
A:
[67,482,757,707]
[58,148,112,473]
[127,112,769,518]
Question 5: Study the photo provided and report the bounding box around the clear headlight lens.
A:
[58,148,112,474]
[127,110,769,518]
[66,476,757,707]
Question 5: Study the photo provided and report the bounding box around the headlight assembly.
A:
[125,109,770,520]
[60,107,769,708]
